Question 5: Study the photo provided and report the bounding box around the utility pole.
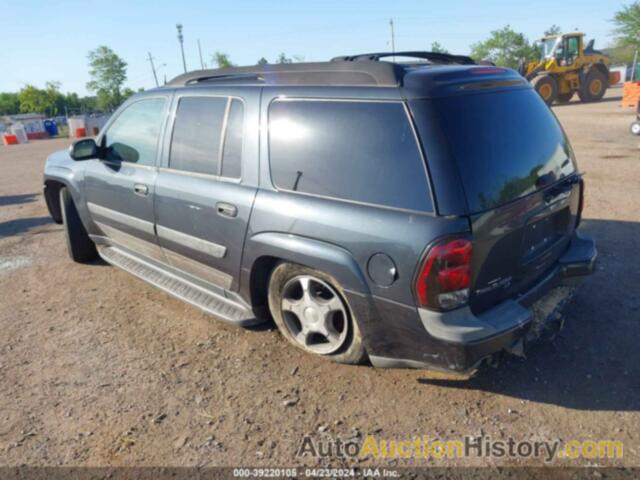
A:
[198,39,205,69]
[176,23,187,73]
[389,18,396,60]
[147,52,159,87]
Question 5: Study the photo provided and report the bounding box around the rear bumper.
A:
[368,232,597,373]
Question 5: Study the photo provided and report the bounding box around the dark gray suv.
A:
[43,52,596,373]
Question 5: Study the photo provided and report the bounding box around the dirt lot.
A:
[1,90,639,469]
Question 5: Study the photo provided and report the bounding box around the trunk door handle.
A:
[216,202,238,218]
[133,183,149,196]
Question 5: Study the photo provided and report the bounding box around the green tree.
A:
[257,57,269,65]
[44,81,65,116]
[86,46,128,112]
[0,92,20,115]
[18,85,49,114]
[612,2,640,51]
[276,52,293,64]
[470,25,538,68]
[430,42,448,53]
[544,24,562,36]
[212,51,235,68]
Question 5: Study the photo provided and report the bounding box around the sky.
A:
[0,0,627,96]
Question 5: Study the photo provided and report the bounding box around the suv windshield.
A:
[427,88,576,213]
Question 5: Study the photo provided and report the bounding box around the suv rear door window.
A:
[429,88,576,213]
[268,100,432,212]
[169,96,227,175]
[221,99,243,179]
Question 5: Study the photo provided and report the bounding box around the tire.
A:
[267,262,367,365]
[531,75,558,106]
[556,92,574,103]
[59,187,98,263]
[578,69,607,102]
[631,121,640,136]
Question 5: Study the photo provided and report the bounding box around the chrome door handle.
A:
[133,183,149,196]
[216,202,238,218]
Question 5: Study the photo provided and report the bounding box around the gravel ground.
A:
[0,90,639,469]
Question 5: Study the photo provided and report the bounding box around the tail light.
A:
[576,177,585,227]
[415,237,472,311]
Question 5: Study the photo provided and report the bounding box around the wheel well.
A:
[44,180,65,224]
[249,256,281,319]
[586,63,609,83]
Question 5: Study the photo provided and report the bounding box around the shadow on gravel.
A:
[0,216,53,237]
[0,193,38,206]
[418,218,640,412]
[552,94,623,108]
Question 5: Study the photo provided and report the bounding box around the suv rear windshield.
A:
[428,88,576,213]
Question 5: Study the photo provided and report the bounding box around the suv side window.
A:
[221,99,244,178]
[169,96,244,178]
[268,99,432,212]
[103,98,166,166]
[170,96,227,175]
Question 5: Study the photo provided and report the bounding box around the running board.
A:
[98,245,258,326]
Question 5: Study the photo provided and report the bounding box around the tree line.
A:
[1,2,638,117]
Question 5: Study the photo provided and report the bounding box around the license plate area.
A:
[521,207,571,267]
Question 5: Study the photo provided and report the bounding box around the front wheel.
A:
[268,263,367,364]
[60,187,98,263]
[631,121,640,136]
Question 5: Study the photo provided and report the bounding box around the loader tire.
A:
[532,76,557,106]
[578,70,607,102]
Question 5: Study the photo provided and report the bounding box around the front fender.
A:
[43,149,88,225]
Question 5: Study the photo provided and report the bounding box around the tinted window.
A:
[170,96,227,175]
[429,88,576,213]
[269,100,431,211]
[104,98,166,166]
[221,99,243,178]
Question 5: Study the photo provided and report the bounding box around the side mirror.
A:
[69,138,98,161]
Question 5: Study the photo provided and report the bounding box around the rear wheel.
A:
[60,187,97,263]
[556,92,574,103]
[268,263,367,364]
[578,69,607,102]
[532,75,558,106]
[631,121,640,136]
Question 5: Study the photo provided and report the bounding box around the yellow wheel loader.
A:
[519,32,621,105]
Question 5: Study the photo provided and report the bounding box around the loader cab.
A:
[555,34,582,67]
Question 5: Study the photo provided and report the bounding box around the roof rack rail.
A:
[183,73,265,85]
[331,51,476,65]
[167,62,401,87]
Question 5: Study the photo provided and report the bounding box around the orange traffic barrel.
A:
[75,127,87,138]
